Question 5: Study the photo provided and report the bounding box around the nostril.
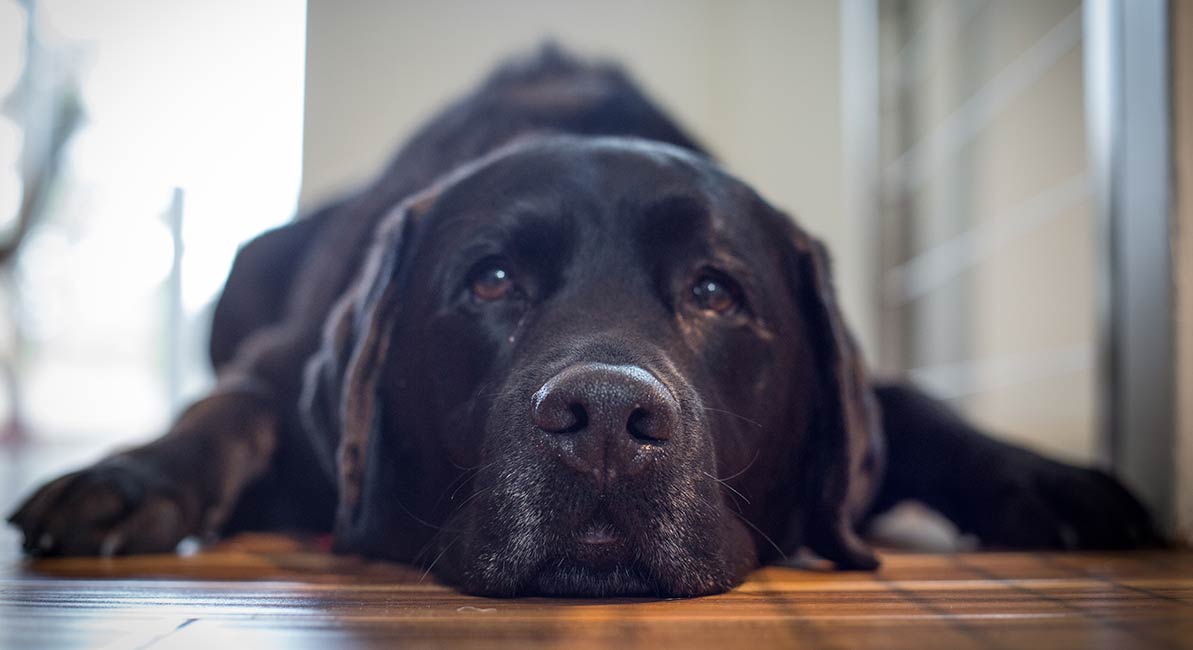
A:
[563,403,588,434]
[531,381,590,433]
[626,407,670,443]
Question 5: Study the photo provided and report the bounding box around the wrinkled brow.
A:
[635,193,711,251]
[632,192,763,297]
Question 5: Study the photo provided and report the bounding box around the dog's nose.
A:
[532,364,678,480]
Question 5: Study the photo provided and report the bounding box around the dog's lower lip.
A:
[578,527,620,545]
[572,521,627,567]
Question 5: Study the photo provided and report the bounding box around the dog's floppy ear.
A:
[770,209,882,570]
[300,189,438,543]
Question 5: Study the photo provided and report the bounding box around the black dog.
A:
[9,48,1155,597]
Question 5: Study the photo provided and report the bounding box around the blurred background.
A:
[0,0,1188,543]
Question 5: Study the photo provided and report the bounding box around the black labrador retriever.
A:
[9,47,1156,597]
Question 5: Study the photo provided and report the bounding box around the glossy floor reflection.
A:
[2,445,1191,649]
[2,533,1191,649]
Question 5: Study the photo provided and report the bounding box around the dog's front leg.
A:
[7,384,279,556]
[868,383,1159,549]
[7,322,322,557]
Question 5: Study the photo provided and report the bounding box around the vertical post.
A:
[1174,0,1193,545]
[840,0,881,365]
[165,187,184,414]
[1083,0,1124,473]
[1083,0,1175,531]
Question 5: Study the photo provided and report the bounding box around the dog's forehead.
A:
[500,135,715,177]
[430,137,741,227]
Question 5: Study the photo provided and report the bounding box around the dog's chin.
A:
[529,562,656,597]
[436,436,760,597]
[521,522,666,597]
[441,516,752,598]
[450,548,739,599]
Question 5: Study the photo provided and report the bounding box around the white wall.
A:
[878,0,1098,464]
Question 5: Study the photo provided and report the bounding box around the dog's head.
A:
[302,136,881,597]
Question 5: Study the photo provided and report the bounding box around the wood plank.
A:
[1,534,1190,649]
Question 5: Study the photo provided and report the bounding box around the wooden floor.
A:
[2,446,1190,648]
[0,534,1190,649]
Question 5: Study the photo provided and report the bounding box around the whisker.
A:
[702,407,764,429]
[393,492,464,534]
[448,458,488,472]
[710,481,746,516]
[702,470,751,505]
[718,449,761,482]
[731,509,787,560]
[411,530,443,566]
[419,534,461,584]
[432,469,477,509]
[474,385,526,402]
[431,459,498,512]
[450,482,498,513]
[451,462,496,502]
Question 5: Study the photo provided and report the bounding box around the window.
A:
[0,0,306,442]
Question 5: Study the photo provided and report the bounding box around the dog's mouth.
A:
[577,520,620,546]
[530,510,654,596]
[571,510,628,564]
[442,467,752,597]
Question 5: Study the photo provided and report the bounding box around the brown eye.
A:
[470,264,515,301]
[691,273,740,314]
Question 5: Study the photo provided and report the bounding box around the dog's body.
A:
[10,49,1155,596]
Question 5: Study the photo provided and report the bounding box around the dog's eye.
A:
[690,272,741,315]
[470,263,515,301]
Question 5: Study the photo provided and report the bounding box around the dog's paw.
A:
[973,455,1160,550]
[7,456,201,557]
